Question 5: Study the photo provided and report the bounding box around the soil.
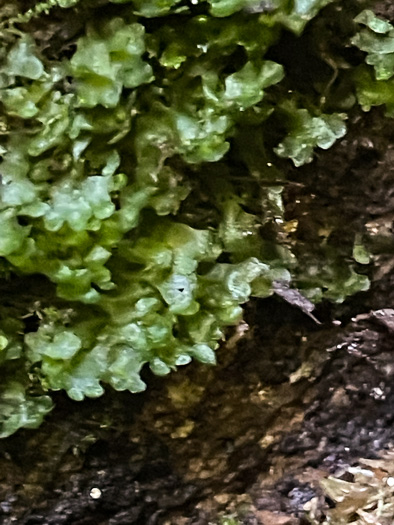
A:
[2,3,394,525]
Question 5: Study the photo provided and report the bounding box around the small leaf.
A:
[354,9,393,34]
[6,37,44,80]
[191,344,216,365]
[353,235,371,265]
[150,358,171,375]
[275,106,346,166]
[0,382,53,438]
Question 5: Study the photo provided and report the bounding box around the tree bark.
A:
[1,105,394,524]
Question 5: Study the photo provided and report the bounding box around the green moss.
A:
[0,0,380,436]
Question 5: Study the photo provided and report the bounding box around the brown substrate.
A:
[3,8,394,525]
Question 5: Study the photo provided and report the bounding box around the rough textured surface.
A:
[2,300,394,524]
[2,98,394,525]
[3,4,394,525]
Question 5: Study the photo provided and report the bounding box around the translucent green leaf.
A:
[354,10,393,35]
[366,53,394,81]
[150,357,171,375]
[352,31,394,56]
[57,0,80,6]
[354,67,394,114]
[45,184,93,231]
[0,335,8,351]
[6,37,44,80]
[274,106,346,166]
[273,0,334,34]
[126,0,182,17]
[106,345,147,391]
[28,95,71,156]
[0,382,53,438]
[42,345,108,401]
[190,344,216,365]
[71,19,153,108]
[0,211,29,256]
[224,61,284,108]
[0,178,38,207]
[353,235,371,265]
[208,0,245,18]
[352,12,394,81]
[26,329,82,361]
[158,274,197,314]
[0,87,39,118]
[0,0,369,439]
[44,332,82,360]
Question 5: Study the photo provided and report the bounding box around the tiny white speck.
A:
[90,488,102,499]
[267,162,273,167]
[387,477,394,487]
[370,387,385,400]
[352,468,373,477]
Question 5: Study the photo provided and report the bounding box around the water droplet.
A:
[90,488,102,499]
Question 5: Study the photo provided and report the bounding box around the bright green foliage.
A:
[219,516,241,525]
[274,102,347,167]
[264,0,335,34]
[294,250,370,304]
[6,37,44,80]
[354,67,394,116]
[353,10,394,116]
[107,0,334,28]
[353,234,371,265]
[70,18,153,108]
[0,382,53,438]
[352,10,394,81]
[208,0,335,31]
[0,0,371,437]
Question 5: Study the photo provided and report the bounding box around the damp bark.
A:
[3,3,394,525]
